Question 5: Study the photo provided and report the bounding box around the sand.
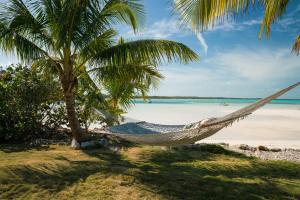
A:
[124,103,300,149]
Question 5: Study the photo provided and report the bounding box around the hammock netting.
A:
[104,82,300,146]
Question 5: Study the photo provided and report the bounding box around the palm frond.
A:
[78,29,117,65]
[39,0,62,49]
[91,63,163,87]
[174,0,289,39]
[93,39,199,66]
[0,21,50,62]
[174,0,250,32]
[104,80,146,110]
[292,35,300,55]
[91,62,163,110]
[31,57,62,76]
[0,0,56,61]
[72,0,144,51]
[1,0,54,50]
[258,0,289,38]
[100,0,145,32]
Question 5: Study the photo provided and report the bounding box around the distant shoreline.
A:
[132,97,300,105]
[135,96,300,100]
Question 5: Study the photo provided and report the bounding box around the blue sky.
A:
[119,0,300,98]
[0,0,300,98]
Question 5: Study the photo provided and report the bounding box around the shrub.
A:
[0,65,67,142]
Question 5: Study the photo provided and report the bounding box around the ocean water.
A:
[133,98,300,105]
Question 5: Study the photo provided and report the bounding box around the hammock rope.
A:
[103,82,300,146]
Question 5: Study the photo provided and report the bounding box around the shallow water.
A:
[134,98,300,105]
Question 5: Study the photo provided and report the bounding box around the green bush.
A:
[0,65,67,143]
[0,65,140,143]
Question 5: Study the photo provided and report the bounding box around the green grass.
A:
[0,144,299,200]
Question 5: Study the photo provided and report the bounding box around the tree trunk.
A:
[61,74,83,148]
[64,93,83,142]
[60,48,85,148]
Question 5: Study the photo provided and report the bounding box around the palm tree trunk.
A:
[64,93,83,142]
[61,73,83,148]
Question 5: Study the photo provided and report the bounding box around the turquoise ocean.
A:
[133,98,300,105]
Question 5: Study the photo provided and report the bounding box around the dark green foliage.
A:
[0,64,154,142]
[0,65,67,142]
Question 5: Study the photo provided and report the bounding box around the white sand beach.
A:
[124,103,300,149]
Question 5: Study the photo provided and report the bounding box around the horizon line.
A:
[135,96,300,100]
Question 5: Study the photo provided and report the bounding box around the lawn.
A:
[0,144,299,200]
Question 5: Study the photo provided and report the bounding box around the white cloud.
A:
[209,48,299,81]
[195,32,208,54]
[152,47,300,98]
[125,19,188,39]
[241,19,262,26]
[208,18,262,32]
[275,18,300,34]
[123,19,208,53]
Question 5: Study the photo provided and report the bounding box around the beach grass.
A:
[0,144,299,200]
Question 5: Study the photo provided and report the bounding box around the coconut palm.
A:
[174,0,299,54]
[0,0,198,145]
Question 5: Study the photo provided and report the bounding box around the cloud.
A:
[125,19,188,39]
[241,19,262,26]
[195,32,208,54]
[208,48,299,81]
[122,19,208,53]
[208,18,262,32]
[152,47,300,98]
[274,18,300,34]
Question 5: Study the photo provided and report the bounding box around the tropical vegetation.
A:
[0,65,67,142]
[0,0,198,145]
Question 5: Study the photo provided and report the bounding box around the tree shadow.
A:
[130,145,300,200]
[0,143,53,153]
[1,144,299,200]
[0,149,135,197]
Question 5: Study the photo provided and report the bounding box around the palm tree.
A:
[0,0,198,145]
[174,0,299,54]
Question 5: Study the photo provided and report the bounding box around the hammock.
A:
[105,82,300,146]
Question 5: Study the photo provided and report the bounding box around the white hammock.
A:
[105,83,300,146]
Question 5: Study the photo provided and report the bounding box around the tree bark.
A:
[60,48,85,148]
[64,92,83,142]
[60,73,83,147]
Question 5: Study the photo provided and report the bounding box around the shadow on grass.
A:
[0,149,134,193]
[0,143,53,153]
[131,145,300,200]
[0,144,299,199]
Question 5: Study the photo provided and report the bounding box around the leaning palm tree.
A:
[174,0,299,54]
[0,0,198,146]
